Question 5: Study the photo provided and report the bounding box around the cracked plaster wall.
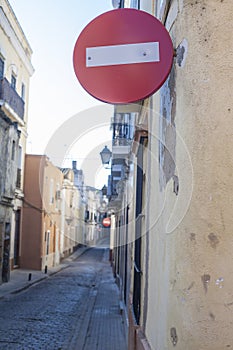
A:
[146,0,233,349]
[0,113,19,283]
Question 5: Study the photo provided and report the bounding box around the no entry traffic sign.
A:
[73,9,174,104]
[102,217,111,227]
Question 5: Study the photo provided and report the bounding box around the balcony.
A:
[112,120,134,158]
[0,78,25,120]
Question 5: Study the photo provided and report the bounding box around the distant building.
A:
[21,156,87,270]
[72,160,84,189]
[21,155,63,270]
[60,166,85,258]
[0,0,34,282]
[84,186,102,246]
[72,161,104,246]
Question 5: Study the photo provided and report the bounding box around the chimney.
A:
[72,160,77,170]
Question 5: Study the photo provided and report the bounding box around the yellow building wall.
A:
[41,157,63,269]
[144,0,233,349]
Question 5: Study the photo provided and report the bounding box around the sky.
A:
[9,0,114,188]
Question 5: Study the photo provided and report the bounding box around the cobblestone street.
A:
[0,248,127,350]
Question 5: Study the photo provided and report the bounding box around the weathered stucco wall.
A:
[146,0,233,349]
[0,0,34,273]
[0,113,19,282]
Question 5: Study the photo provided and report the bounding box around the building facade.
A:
[0,112,20,282]
[0,0,34,282]
[21,155,88,271]
[109,0,233,349]
[21,155,63,270]
[60,166,85,258]
[84,186,102,246]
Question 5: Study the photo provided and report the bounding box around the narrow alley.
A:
[0,248,127,350]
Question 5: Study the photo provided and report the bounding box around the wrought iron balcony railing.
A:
[0,78,25,120]
[112,122,133,145]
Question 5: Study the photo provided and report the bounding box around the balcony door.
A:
[13,210,21,267]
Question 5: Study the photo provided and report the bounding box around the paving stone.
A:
[0,247,127,350]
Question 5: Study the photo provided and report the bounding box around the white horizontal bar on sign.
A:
[86,42,160,67]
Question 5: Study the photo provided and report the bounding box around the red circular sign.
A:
[102,217,111,227]
[73,9,174,104]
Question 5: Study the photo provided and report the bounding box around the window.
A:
[0,57,4,79]
[49,179,54,204]
[11,140,15,160]
[55,184,61,210]
[16,146,22,188]
[46,230,50,255]
[17,146,22,169]
[11,74,16,90]
[21,83,25,101]
[85,210,90,222]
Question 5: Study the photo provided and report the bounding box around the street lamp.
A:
[102,184,107,196]
[100,145,112,165]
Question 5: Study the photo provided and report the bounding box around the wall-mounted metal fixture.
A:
[101,184,108,196]
[170,327,178,346]
[173,175,179,195]
[100,145,112,165]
